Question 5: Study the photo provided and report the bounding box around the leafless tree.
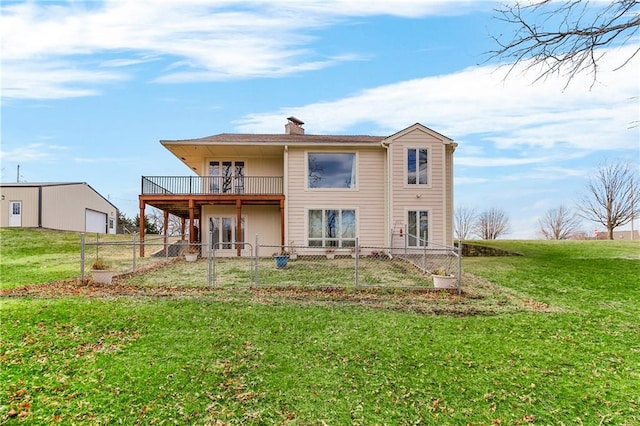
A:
[167,214,184,236]
[489,0,640,88]
[578,161,638,239]
[473,208,511,240]
[538,205,583,239]
[145,207,165,234]
[145,208,185,236]
[455,205,478,240]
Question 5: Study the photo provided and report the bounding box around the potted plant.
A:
[185,246,199,262]
[325,248,336,259]
[273,249,289,268]
[288,241,298,260]
[91,257,115,284]
[432,268,457,289]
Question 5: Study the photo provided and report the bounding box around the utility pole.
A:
[16,165,20,183]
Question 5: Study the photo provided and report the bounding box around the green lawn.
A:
[0,228,173,288]
[1,229,639,424]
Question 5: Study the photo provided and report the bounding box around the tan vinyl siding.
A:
[201,156,283,176]
[0,184,117,233]
[0,187,39,227]
[42,184,117,233]
[286,146,386,247]
[389,128,450,245]
[202,204,281,252]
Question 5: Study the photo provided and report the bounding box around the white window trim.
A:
[306,207,359,247]
[403,147,432,189]
[305,151,359,191]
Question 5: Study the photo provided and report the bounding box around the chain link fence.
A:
[82,233,462,292]
[209,236,462,292]
[80,233,185,282]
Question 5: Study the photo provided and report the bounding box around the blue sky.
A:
[1,0,638,238]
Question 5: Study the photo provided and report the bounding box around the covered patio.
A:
[138,176,285,257]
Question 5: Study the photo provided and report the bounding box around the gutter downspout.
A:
[380,139,391,247]
[283,145,289,247]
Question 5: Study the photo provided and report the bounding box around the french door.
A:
[209,161,245,193]
[210,216,245,249]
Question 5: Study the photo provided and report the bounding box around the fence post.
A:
[208,227,214,286]
[423,231,427,271]
[164,232,168,259]
[404,224,408,256]
[132,232,137,273]
[457,241,463,295]
[254,234,259,287]
[390,228,394,253]
[354,237,359,290]
[80,233,85,281]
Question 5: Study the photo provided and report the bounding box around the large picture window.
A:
[407,210,428,247]
[407,148,428,185]
[308,153,356,189]
[308,209,356,247]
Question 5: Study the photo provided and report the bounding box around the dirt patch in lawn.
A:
[1,272,557,316]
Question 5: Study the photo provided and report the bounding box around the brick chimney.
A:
[285,116,305,135]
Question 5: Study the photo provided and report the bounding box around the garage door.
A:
[86,209,107,233]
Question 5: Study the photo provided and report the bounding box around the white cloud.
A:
[456,156,557,167]
[0,0,477,99]
[454,176,489,185]
[236,45,639,156]
[2,59,126,100]
[0,143,69,162]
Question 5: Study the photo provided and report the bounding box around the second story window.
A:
[407,148,428,185]
[209,161,244,193]
[308,153,356,189]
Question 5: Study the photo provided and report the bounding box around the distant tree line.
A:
[456,161,638,240]
[455,206,511,240]
[117,208,184,236]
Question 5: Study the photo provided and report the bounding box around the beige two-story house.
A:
[139,118,456,256]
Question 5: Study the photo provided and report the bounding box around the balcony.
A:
[141,176,283,196]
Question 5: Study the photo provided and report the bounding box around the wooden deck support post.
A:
[181,217,186,240]
[139,200,146,257]
[163,210,169,255]
[188,199,195,245]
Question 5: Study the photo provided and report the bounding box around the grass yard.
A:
[124,255,434,288]
[1,229,639,424]
[0,228,176,289]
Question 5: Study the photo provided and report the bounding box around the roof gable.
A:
[383,123,454,144]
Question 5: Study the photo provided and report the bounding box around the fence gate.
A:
[209,242,255,287]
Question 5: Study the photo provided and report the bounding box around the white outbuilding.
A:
[0,182,118,234]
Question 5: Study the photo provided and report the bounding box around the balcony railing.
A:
[142,176,283,195]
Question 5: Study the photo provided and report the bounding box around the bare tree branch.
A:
[578,161,639,239]
[473,208,511,240]
[539,205,583,239]
[455,205,478,240]
[489,0,640,89]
